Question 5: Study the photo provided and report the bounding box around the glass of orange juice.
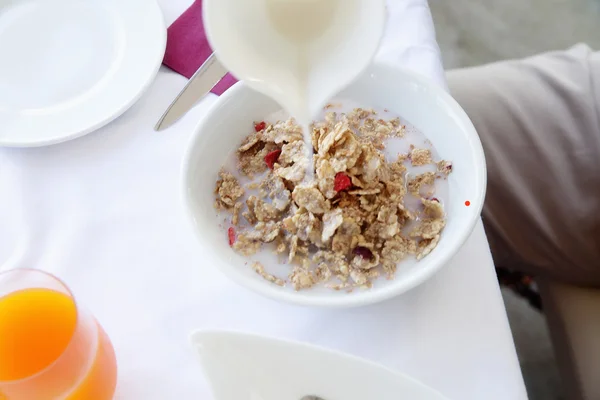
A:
[0,268,117,400]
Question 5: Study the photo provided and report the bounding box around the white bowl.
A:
[182,62,486,308]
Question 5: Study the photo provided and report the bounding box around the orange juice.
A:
[0,288,78,381]
[65,326,117,400]
[0,287,117,400]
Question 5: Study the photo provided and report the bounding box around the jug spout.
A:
[203,0,386,122]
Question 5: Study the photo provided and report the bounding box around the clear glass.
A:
[0,269,117,400]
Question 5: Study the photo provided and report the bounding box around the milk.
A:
[264,0,341,123]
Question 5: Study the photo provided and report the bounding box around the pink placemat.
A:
[163,0,237,95]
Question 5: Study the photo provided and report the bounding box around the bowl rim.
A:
[182,61,487,308]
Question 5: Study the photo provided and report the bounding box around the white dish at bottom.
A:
[191,330,451,400]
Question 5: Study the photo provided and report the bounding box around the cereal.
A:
[279,140,306,166]
[246,195,280,222]
[284,208,322,244]
[350,269,369,286]
[215,170,244,208]
[252,262,285,286]
[262,119,304,144]
[316,159,337,199]
[254,221,281,242]
[409,148,433,166]
[416,235,441,260]
[232,202,243,225]
[275,162,307,183]
[437,160,453,175]
[238,142,278,177]
[261,174,291,211]
[351,246,380,270]
[292,186,329,215]
[410,218,446,240]
[232,232,261,256]
[290,266,316,290]
[214,107,451,290]
[407,172,436,197]
[314,263,332,282]
[421,198,444,219]
[321,208,343,242]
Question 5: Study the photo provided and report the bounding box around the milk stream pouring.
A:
[203,0,386,181]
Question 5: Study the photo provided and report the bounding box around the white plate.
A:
[0,0,166,147]
[191,330,451,400]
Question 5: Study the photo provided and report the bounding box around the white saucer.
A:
[0,0,166,147]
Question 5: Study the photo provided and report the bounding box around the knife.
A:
[154,53,229,131]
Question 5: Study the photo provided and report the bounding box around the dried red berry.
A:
[442,162,453,173]
[254,121,266,132]
[334,172,352,192]
[228,227,236,246]
[353,246,373,260]
[264,149,282,169]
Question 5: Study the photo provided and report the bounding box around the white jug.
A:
[203,0,386,123]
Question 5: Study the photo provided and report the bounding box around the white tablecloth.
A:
[0,0,528,399]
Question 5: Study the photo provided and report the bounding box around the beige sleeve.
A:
[447,44,600,287]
